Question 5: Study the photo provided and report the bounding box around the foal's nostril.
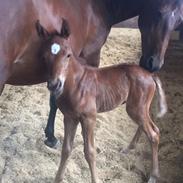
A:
[47,81,58,91]
[47,79,62,92]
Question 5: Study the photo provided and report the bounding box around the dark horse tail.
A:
[153,75,167,118]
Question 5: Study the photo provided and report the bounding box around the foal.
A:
[37,24,167,183]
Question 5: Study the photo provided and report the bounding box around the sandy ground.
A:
[0,28,182,183]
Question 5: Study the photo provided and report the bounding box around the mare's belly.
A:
[7,58,47,86]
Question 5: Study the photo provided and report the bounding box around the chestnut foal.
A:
[38,24,167,183]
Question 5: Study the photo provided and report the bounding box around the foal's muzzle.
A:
[47,79,63,97]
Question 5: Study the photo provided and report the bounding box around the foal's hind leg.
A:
[44,94,58,148]
[127,104,160,183]
[122,127,142,154]
[54,116,78,183]
[142,117,160,183]
[127,113,159,183]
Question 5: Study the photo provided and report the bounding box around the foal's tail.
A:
[153,75,167,118]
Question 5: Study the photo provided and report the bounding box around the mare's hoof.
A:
[44,137,58,148]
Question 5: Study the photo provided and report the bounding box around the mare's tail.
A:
[153,75,167,118]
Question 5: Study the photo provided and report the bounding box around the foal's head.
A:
[139,0,183,72]
[36,19,72,97]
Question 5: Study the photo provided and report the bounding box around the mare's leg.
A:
[122,127,142,154]
[54,116,78,183]
[44,94,58,147]
[126,96,160,183]
[81,115,98,183]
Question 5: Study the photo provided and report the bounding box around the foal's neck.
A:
[67,56,86,83]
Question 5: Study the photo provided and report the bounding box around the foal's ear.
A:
[60,18,70,39]
[35,20,50,39]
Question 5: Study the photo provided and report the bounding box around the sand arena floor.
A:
[0,28,182,183]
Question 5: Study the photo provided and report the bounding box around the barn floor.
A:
[0,28,182,183]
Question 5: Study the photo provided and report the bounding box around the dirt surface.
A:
[0,28,182,183]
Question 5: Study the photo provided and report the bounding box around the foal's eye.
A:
[51,43,61,55]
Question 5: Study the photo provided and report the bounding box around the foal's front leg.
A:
[54,116,78,183]
[81,114,98,183]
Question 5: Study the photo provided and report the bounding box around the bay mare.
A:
[37,21,167,183]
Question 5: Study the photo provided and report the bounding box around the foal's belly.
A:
[97,98,126,113]
[96,79,128,113]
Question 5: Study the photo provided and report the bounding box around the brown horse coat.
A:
[37,23,167,183]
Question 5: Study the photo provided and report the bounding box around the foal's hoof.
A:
[120,148,130,154]
[148,176,157,183]
[120,146,133,155]
[44,137,58,148]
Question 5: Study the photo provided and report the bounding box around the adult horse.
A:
[139,0,183,72]
[0,0,166,147]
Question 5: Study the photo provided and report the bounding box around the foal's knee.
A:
[62,144,73,158]
[84,146,95,163]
